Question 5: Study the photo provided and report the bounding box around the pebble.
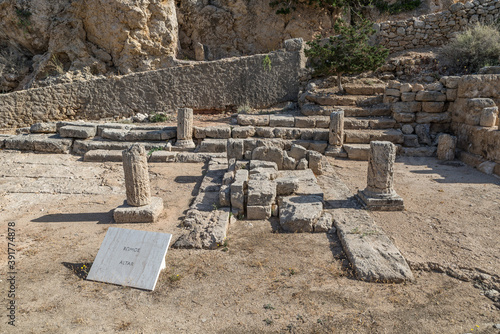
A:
[493,324,500,329]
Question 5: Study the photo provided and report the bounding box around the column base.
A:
[113,197,164,223]
[356,190,404,211]
[175,139,196,149]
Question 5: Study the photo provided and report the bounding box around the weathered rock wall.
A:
[176,0,338,60]
[0,42,306,128]
[0,0,179,90]
[377,0,500,52]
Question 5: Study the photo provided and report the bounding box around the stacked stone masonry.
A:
[377,0,500,52]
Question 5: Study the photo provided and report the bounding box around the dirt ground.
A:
[0,150,499,334]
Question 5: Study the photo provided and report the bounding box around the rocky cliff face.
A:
[0,0,179,91]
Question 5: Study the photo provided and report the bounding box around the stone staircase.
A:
[301,82,403,160]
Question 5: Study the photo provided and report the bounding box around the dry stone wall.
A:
[377,0,500,52]
[0,41,306,129]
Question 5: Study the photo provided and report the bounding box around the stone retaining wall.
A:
[377,0,500,52]
[0,40,306,129]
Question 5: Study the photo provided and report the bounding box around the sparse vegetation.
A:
[305,19,388,92]
[237,104,252,114]
[439,23,500,74]
[15,7,32,31]
[150,113,169,123]
[263,54,272,71]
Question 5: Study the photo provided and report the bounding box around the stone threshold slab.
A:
[317,162,414,283]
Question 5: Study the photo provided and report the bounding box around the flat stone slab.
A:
[86,227,172,291]
[197,138,227,153]
[73,139,169,155]
[344,129,404,145]
[276,169,323,199]
[279,195,323,232]
[59,125,97,139]
[5,134,73,154]
[343,144,370,161]
[174,208,233,249]
[113,197,164,223]
[84,149,124,162]
[316,162,414,283]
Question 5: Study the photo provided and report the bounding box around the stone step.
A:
[306,93,383,107]
[4,134,73,154]
[344,129,404,145]
[344,84,386,95]
[342,105,392,117]
[100,127,176,142]
[344,117,397,130]
[343,144,370,161]
[83,149,225,163]
[73,139,170,155]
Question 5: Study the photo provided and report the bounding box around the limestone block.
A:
[204,126,232,139]
[296,158,308,170]
[415,124,431,145]
[415,91,446,102]
[237,114,270,127]
[232,126,255,138]
[227,138,244,160]
[251,146,284,169]
[198,139,227,153]
[194,42,205,61]
[446,89,457,101]
[279,195,323,233]
[269,115,295,127]
[412,83,424,92]
[422,102,445,113]
[113,197,163,223]
[392,102,421,113]
[249,167,278,180]
[313,212,333,232]
[122,144,151,207]
[284,38,304,52]
[329,110,344,146]
[276,177,300,196]
[247,205,272,220]
[294,116,315,128]
[416,112,451,124]
[437,134,457,160]
[30,122,57,133]
[307,150,323,175]
[480,107,498,127]
[5,134,73,154]
[401,124,414,134]
[250,160,278,170]
[393,112,416,123]
[230,169,248,214]
[282,151,297,170]
[59,125,97,139]
[403,134,419,147]
[219,185,231,207]
[401,92,416,102]
[385,88,401,97]
[289,144,307,161]
[247,179,276,206]
[400,83,413,93]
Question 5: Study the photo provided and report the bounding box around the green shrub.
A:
[439,23,500,74]
[150,113,168,123]
[305,19,388,92]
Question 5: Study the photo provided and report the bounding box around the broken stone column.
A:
[175,108,195,149]
[113,144,164,223]
[357,141,404,211]
[329,109,344,146]
[122,144,151,206]
[437,134,457,161]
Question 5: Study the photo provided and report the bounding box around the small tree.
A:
[305,19,389,92]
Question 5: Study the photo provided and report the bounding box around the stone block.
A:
[250,160,278,170]
[247,205,272,220]
[227,138,244,160]
[385,88,401,97]
[403,134,419,147]
[393,112,416,123]
[446,89,457,101]
[219,185,231,207]
[204,126,232,139]
[198,139,227,153]
[313,212,333,232]
[422,102,445,113]
[230,169,248,214]
[84,149,124,162]
[401,124,414,134]
[282,151,297,170]
[276,177,300,196]
[232,126,255,138]
[401,92,416,102]
[344,144,370,161]
[247,179,276,206]
[270,115,295,127]
[392,102,421,113]
[237,114,269,126]
[113,197,163,223]
[252,146,284,169]
[279,195,323,233]
[30,122,57,133]
[437,134,457,160]
[415,90,446,102]
[289,144,307,161]
[59,125,97,139]
[416,112,451,124]
[480,107,498,127]
[307,150,323,175]
[296,158,308,169]
[5,134,73,154]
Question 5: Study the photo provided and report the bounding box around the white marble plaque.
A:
[86,227,172,291]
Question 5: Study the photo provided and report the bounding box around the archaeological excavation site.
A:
[0,0,499,333]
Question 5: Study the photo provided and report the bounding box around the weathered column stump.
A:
[326,109,347,157]
[175,108,195,149]
[113,144,164,223]
[437,134,457,161]
[357,141,404,211]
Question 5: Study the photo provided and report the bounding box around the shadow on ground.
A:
[32,211,114,224]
